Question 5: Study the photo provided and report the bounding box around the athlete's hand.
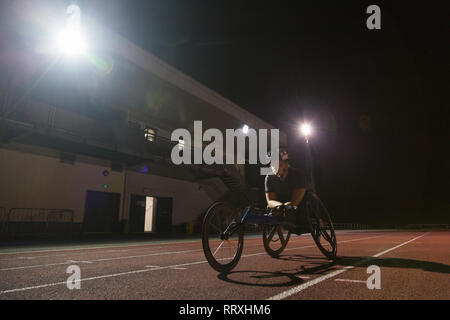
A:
[271,204,285,215]
[284,204,298,214]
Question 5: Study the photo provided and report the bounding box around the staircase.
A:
[191,164,251,207]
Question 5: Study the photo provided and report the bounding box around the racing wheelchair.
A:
[201,190,337,273]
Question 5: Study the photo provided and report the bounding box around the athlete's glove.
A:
[272,204,297,217]
[283,205,298,215]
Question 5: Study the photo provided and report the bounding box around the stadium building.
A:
[0,3,286,237]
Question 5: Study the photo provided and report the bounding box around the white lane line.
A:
[267,233,428,300]
[0,249,202,271]
[285,234,385,252]
[0,240,203,256]
[146,265,186,270]
[335,279,366,283]
[67,260,93,264]
[0,231,378,261]
[0,260,95,271]
[0,260,208,295]
[0,237,317,270]
[209,235,384,262]
[0,230,379,256]
[0,245,194,261]
[0,237,314,262]
[0,238,309,262]
[0,233,388,295]
[90,249,201,262]
[0,235,384,271]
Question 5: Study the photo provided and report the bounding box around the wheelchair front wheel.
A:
[262,224,291,258]
[306,192,337,260]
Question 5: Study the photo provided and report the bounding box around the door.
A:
[84,191,120,233]
[154,197,173,232]
[129,194,146,232]
[129,195,157,232]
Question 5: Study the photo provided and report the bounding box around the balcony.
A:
[0,98,180,165]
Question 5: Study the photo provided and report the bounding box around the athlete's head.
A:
[270,148,289,176]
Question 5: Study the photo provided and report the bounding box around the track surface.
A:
[0,230,449,300]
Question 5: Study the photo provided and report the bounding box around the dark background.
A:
[68,1,450,225]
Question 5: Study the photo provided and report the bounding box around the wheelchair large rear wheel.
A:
[202,202,244,273]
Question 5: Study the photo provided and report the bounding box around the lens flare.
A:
[54,28,87,57]
[300,123,312,137]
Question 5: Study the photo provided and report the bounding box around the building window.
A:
[144,127,156,142]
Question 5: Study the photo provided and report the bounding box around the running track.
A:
[0,230,449,300]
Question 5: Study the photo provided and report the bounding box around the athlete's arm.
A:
[265,192,284,209]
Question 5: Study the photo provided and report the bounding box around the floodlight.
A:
[300,123,312,137]
[54,28,87,57]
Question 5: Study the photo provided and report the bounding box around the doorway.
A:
[154,197,173,232]
[129,195,172,232]
[84,191,121,233]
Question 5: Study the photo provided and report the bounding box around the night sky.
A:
[14,1,450,224]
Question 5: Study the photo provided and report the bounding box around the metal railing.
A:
[332,223,371,230]
[243,221,371,234]
[0,208,75,238]
[401,224,449,230]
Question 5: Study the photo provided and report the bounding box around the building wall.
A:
[0,147,125,223]
[0,147,217,229]
[123,171,214,226]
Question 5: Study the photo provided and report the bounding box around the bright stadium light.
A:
[54,28,87,57]
[300,123,312,137]
[53,4,87,58]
